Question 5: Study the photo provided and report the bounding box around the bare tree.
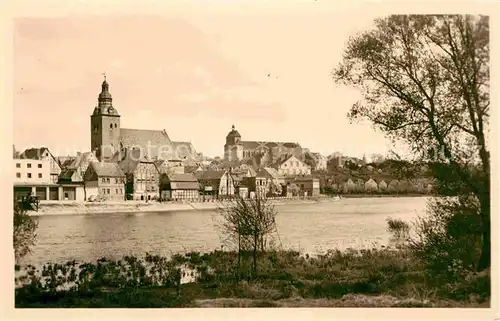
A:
[218,196,279,277]
[333,15,490,270]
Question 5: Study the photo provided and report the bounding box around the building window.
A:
[38,173,42,178]
[106,178,110,183]
[27,173,32,178]
[107,189,110,194]
[38,164,42,168]
[16,163,20,168]
[116,189,118,194]
[27,163,32,168]
[16,173,20,178]
[114,123,117,128]
[101,177,105,183]
[110,124,113,129]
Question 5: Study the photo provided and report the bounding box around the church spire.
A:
[98,73,112,108]
[92,73,119,116]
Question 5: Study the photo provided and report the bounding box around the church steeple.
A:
[98,73,112,107]
[90,74,121,162]
[93,73,119,116]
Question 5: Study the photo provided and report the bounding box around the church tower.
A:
[90,75,121,162]
[224,125,243,162]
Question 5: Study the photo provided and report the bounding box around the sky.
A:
[13,2,404,159]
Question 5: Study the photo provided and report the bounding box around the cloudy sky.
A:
[13,1,402,159]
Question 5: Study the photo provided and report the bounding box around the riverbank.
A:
[15,248,490,308]
[30,197,343,216]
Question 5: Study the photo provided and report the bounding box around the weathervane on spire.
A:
[102,72,106,81]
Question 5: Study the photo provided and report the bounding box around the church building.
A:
[224,125,303,166]
[90,76,198,163]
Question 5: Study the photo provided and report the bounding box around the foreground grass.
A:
[15,248,490,308]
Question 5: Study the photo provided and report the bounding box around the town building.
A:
[159,173,199,200]
[154,158,185,175]
[285,176,320,197]
[260,167,285,186]
[194,170,236,196]
[57,152,100,200]
[14,149,90,201]
[89,76,198,163]
[117,148,160,200]
[223,125,303,165]
[242,171,268,198]
[271,155,312,177]
[19,147,61,183]
[84,162,126,201]
[13,157,57,200]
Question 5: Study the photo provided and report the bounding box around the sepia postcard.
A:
[1,0,498,320]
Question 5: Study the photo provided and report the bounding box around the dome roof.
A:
[227,125,241,138]
[99,91,112,99]
[99,78,112,100]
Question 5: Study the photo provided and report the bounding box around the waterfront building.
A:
[118,148,160,200]
[19,147,61,184]
[242,171,268,198]
[13,157,55,200]
[194,170,236,196]
[84,162,126,201]
[14,147,88,200]
[285,176,320,197]
[159,173,199,200]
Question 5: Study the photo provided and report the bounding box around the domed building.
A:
[223,125,303,165]
[224,125,243,161]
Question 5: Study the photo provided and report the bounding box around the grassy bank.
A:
[15,247,490,308]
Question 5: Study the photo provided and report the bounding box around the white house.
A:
[19,147,61,184]
[273,155,311,177]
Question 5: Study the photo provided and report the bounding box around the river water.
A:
[22,197,429,266]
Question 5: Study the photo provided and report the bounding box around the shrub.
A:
[409,196,483,282]
[13,198,39,263]
[386,217,410,240]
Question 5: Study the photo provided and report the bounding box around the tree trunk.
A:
[477,193,490,271]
